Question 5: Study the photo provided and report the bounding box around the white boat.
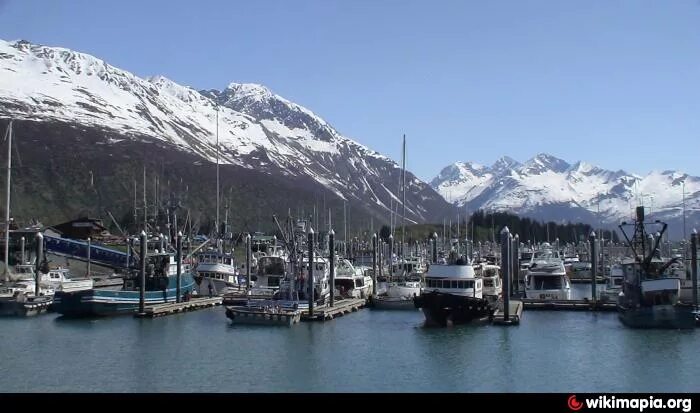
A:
[524,245,571,300]
[334,258,372,299]
[252,254,287,297]
[599,263,623,302]
[195,250,241,296]
[480,264,502,299]
[414,252,493,326]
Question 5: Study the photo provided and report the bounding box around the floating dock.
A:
[135,297,223,318]
[522,298,617,312]
[300,298,367,321]
[491,300,523,325]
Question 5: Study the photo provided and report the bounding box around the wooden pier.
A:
[522,298,617,312]
[300,298,368,321]
[135,297,223,318]
[491,300,523,325]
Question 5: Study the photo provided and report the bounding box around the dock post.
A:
[159,233,164,252]
[176,231,182,303]
[378,240,383,280]
[372,233,377,296]
[126,238,131,269]
[35,232,43,296]
[245,233,251,291]
[139,231,146,315]
[329,229,335,307]
[86,237,91,278]
[20,236,25,264]
[513,234,520,296]
[308,227,315,317]
[590,231,597,301]
[432,232,438,264]
[501,227,510,321]
[692,230,698,308]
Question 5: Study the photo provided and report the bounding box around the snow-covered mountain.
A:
[432,153,700,238]
[0,39,451,225]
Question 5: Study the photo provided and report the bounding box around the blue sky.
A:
[0,0,698,181]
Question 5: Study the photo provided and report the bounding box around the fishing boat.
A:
[414,250,493,326]
[616,207,695,329]
[194,250,240,296]
[52,252,196,317]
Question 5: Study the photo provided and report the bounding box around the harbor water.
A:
[1,285,698,392]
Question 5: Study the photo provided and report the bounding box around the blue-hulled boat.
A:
[52,252,196,317]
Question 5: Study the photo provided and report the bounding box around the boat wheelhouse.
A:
[524,246,571,300]
[195,250,240,296]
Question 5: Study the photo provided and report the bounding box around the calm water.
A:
[1,285,699,393]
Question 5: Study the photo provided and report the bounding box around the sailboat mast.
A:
[215,105,220,239]
[401,134,406,257]
[3,121,12,280]
[142,165,147,231]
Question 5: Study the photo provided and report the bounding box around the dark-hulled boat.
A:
[617,207,696,329]
[414,251,493,327]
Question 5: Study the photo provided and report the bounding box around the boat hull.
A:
[618,304,696,329]
[414,292,493,327]
[371,296,417,310]
[225,306,299,326]
[53,276,195,317]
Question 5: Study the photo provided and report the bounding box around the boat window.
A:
[483,279,494,287]
[532,276,563,289]
[613,278,623,286]
[449,280,456,288]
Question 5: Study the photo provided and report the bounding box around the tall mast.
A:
[401,134,406,257]
[215,105,220,239]
[3,121,12,280]
[142,165,147,231]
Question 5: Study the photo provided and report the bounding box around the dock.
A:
[522,298,618,312]
[300,298,368,321]
[491,300,523,325]
[135,297,223,318]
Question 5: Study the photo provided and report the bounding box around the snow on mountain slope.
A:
[0,39,450,223]
[432,153,700,236]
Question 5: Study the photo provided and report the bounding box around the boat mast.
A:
[3,120,12,281]
[215,105,220,240]
[401,134,406,259]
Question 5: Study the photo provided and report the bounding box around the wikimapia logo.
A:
[568,395,693,412]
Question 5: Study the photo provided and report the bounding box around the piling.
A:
[20,236,25,265]
[34,232,43,296]
[329,229,335,307]
[372,233,377,296]
[139,231,146,315]
[126,238,131,268]
[513,234,520,295]
[86,237,91,278]
[501,227,510,321]
[245,233,251,291]
[159,233,164,252]
[590,231,597,300]
[692,230,698,308]
[432,232,438,264]
[308,227,315,317]
[508,233,514,296]
[176,231,182,303]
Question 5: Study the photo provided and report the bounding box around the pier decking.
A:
[522,298,617,311]
[300,298,368,321]
[135,297,223,318]
[491,300,523,325]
